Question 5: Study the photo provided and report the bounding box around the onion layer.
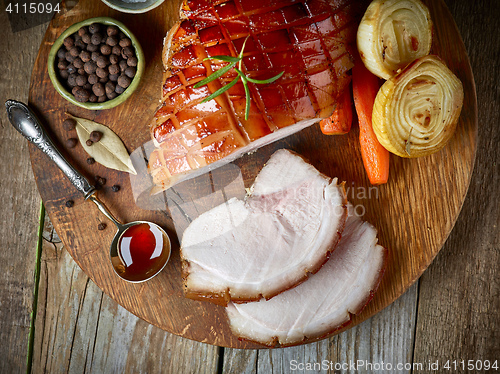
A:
[372,55,463,158]
[357,0,432,80]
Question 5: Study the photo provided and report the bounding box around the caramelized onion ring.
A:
[372,55,463,158]
[357,0,433,80]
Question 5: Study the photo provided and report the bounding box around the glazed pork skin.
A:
[226,206,388,347]
[180,149,347,305]
[148,0,368,191]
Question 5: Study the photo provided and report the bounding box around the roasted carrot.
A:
[320,86,353,135]
[352,59,390,185]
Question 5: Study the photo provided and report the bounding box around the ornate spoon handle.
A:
[5,99,96,199]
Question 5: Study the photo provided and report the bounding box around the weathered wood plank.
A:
[413,0,500,365]
[222,283,418,374]
[0,12,48,373]
[32,215,219,373]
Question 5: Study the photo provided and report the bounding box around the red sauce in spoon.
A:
[115,223,170,282]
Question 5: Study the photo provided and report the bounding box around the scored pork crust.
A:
[180,149,347,306]
[148,0,369,191]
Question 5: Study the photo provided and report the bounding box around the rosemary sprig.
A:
[194,37,284,120]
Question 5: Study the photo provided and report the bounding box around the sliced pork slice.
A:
[181,149,347,305]
[226,207,387,347]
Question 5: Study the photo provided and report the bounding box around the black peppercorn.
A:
[62,118,76,131]
[117,75,131,89]
[111,184,120,192]
[92,82,105,97]
[74,87,90,102]
[96,55,108,68]
[78,26,88,37]
[75,39,86,50]
[100,44,112,55]
[80,50,91,62]
[57,60,68,70]
[107,91,118,100]
[65,52,75,63]
[108,64,119,75]
[109,54,119,65]
[107,25,119,36]
[65,200,75,208]
[86,43,98,52]
[59,70,69,79]
[81,33,91,44]
[63,36,74,49]
[86,157,95,164]
[89,130,103,142]
[76,74,87,87]
[97,222,107,230]
[124,66,136,78]
[69,46,80,57]
[91,33,103,45]
[127,56,138,67]
[119,38,131,48]
[95,175,106,185]
[115,84,125,94]
[89,23,100,34]
[106,35,119,46]
[73,57,84,69]
[96,67,108,79]
[86,139,93,146]
[57,48,66,59]
[67,73,78,87]
[84,60,97,75]
[65,138,78,148]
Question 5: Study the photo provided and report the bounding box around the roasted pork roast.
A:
[148,0,368,191]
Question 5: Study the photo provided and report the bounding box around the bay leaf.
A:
[70,114,137,175]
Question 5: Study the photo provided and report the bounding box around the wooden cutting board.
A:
[27,0,477,348]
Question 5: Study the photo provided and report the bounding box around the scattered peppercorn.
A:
[95,175,106,186]
[65,199,74,208]
[111,184,120,192]
[65,138,78,148]
[63,118,76,131]
[89,130,103,142]
[86,139,93,146]
[86,157,95,164]
[97,222,107,230]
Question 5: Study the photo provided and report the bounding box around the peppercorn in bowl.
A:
[48,17,144,110]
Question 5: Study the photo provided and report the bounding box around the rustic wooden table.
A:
[1,0,498,372]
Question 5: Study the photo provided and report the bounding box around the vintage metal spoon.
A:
[5,100,171,283]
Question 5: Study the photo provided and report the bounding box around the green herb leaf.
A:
[203,55,241,63]
[195,36,283,121]
[236,70,252,121]
[194,61,237,88]
[200,76,240,104]
[245,71,284,84]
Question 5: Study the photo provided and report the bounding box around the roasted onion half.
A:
[372,55,463,158]
[357,0,433,80]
